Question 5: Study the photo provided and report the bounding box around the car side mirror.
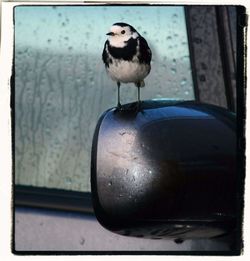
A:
[91,100,237,242]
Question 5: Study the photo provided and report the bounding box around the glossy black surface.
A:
[91,100,237,240]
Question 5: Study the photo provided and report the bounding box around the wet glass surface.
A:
[15,5,194,192]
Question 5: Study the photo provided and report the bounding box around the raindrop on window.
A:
[181,55,189,61]
[171,68,177,74]
[180,78,187,86]
[66,177,72,185]
[85,32,90,39]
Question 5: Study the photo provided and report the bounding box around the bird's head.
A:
[106,23,139,48]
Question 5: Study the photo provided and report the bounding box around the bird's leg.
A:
[117,81,122,109]
[136,82,142,111]
[137,87,142,111]
[137,86,141,104]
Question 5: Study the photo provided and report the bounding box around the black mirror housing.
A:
[91,100,237,241]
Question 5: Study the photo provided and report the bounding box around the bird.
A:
[102,22,152,110]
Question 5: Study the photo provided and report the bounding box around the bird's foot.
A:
[115,102,123,111]
[115,101,144,114]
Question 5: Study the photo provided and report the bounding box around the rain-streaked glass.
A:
[14,6,194,192]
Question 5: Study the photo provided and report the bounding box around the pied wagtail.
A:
[102,22,152,109]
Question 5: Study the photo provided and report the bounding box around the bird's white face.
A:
[107,25,139,48]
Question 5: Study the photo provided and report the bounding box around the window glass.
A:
[15,6,194,192]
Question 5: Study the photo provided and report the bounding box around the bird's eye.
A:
[121,30,125,34]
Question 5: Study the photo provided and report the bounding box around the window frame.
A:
[15,185,93,213]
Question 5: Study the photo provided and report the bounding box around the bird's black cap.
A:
[113,22,137,32]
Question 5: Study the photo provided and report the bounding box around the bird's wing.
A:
[102,41,110,67]
[138,36,152,64]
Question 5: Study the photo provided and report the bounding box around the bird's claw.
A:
[115,102,123,112]
[115,101,144,114]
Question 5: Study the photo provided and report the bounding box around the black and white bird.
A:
[102,22,152,109]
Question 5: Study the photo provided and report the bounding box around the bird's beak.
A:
[106,32,115,36]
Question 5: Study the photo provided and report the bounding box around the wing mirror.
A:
[91,100,237,242]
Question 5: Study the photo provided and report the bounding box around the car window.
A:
[15,5,194,192]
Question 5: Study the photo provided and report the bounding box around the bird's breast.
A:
[107,60,150,84]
